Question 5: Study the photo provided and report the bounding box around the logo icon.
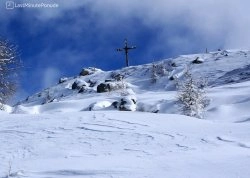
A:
[6,1,14,9]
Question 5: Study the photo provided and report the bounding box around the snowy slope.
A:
[12,49,250,117]
[1,112,250,178]
[1,49,250,177]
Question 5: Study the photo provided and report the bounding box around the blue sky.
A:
[1,0,250,103]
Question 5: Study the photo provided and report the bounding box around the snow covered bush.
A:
[151,62,169,83]
[110,72,124,81]
[192,57,204,64]
[42,90,53,104]
[176,67,208,119]
[151,64,158,83]
[150,61,175,84]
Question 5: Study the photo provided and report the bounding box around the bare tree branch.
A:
[0,37,22,109]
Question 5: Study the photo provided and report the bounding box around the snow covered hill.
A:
[12,49,250,117]
[1,111,250,178]
[1,49,250,178]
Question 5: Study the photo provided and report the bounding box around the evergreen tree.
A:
[176,67,208,118]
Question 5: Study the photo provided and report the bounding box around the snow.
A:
[206,80,250,123]
[88,101,112,111]
[1,111,250,178]
[1,49,250,177]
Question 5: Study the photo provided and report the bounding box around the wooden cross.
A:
[117,38,136,67]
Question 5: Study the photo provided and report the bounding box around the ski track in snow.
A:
[2,50,250,177]
[1,112,250,178]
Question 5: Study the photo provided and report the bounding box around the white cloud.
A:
[85,0,250,50]
[3,0,250,56]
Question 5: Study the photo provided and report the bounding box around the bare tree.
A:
[0,38,21,109]
[176,66,208,119]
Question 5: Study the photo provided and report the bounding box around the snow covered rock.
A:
[71,79,88,90]
[97,81,126,93]
[88,101,112,111]
[79,67,102,76]
[58,77,68,84]
[118,95,137,111]
[97,83,110,93]
[192,57,204,64]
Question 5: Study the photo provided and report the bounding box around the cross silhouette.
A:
[117,39,136,67]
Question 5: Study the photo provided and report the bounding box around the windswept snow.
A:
[1,50,250,177]
[1,112,250,178]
